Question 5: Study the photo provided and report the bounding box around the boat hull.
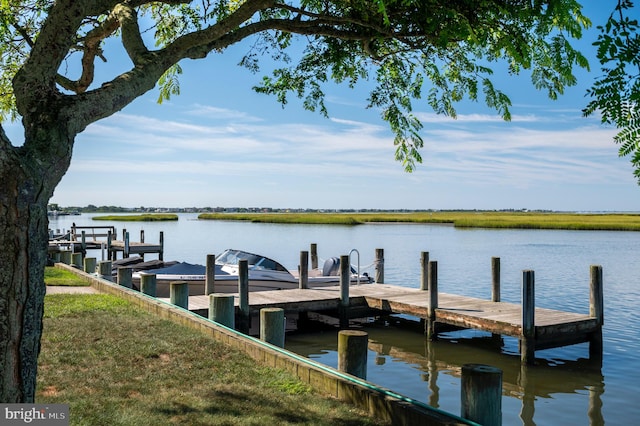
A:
[133,275,365,298]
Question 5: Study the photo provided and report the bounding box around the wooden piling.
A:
[374,248,384,283]
[170,281,189,309]
[59,250,72,265]
[589,265,604,358]
[492,257,501,302]
[461,364,502,426]
[140,273,157,297]
[139,230,145,259]
[80,230,86,253]
[124,231,130,258]
[83,257,96,274]
[117,268,132,288]
[590,265,604,325]
[521,270,535,365]
[338,330,368,380]
[339,255,350,328]
[238,259,250,334]
[71,252,83,269]
[205,254,216,295]
[260,308,285,348]
[426,261,438,341]
[420,251,429,291]
[209,294,235,329]
[97,260,112,281]
[159,231,164,261]
[310,243,318,269]
[107,230,114,260]
[299,250,309,289]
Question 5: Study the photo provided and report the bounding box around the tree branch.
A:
[115,3,149,64]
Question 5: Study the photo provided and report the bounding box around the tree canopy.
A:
[1,0,590,171]
[584,0,640,182]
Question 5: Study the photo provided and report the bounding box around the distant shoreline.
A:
[197,211,640,231]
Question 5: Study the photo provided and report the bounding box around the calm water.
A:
[50,213,640,425]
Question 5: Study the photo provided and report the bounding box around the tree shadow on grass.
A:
[154,388,377,425]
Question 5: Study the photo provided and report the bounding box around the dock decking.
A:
[164,279,603,365]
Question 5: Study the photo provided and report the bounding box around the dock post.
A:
[339,255,350,328]
[124,231,130,258]
[59,250,72,265]
[374,248,384,284]
[159,231,164,261]
[170,281,189,309]
[299,251,309,289]
[260,308,285,348]
[420,251,429,291]
[97,260,112,281]
[238,259,250,334]
[426,261,438,340]
[338,330,368,379]
[589,265,604,358]
[209,294,235,329]
[492,257,501,302]
[117,267,132,288]
[80,230,87,254]
[140,273,157,297]
[461,364,502,426]
[107,230,113,260]
[71,252,83,269]
[521,270,535,365]
[205,254,216,295]
[310,243,318,269]
[139,230,145,260]
[83,257,96,274]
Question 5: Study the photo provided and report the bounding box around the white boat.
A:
[130,248,372,297]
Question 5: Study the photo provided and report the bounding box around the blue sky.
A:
[7,2,640,211]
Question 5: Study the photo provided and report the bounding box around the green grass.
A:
[92,214,178,221]
[198,211,640,231]
[38,294,385,426]
[44,267,90,287]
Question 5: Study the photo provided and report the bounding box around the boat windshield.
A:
[216,249,288,272]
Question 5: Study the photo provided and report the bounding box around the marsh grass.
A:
[44,267,90,287]
[92,214,178,222]
[38,294,384,426]
[198,211,640,231]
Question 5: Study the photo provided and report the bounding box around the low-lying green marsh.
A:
[92,213,178,221]
[198,211,640,231]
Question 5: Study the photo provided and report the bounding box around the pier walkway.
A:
[172,278,603,365]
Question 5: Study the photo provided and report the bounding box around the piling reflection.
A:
[286,318,605,426]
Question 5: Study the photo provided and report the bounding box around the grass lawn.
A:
[44,267,90,287]
[38,294,386,426]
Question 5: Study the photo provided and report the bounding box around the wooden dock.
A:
[166,271,603,365]
[48,225,164,260]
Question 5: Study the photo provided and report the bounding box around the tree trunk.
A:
[0,123,71,402]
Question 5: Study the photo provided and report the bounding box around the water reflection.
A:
[286,318,605,426]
